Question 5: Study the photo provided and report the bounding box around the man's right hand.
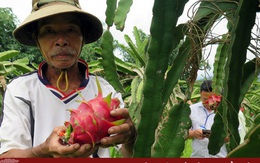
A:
[32,126,98,158]
[188,129,205,140]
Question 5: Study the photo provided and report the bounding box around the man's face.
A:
[200,91,215,110]
[36,13,83,69]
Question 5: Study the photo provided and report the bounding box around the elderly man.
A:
[0,0,136,158]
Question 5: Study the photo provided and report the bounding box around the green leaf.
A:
[193,1,238,22]
[0,50,19,61]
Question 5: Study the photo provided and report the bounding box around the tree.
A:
[0,7,43,64]
[115,27,149,63]
[81,40,102,62]
[0,8,18,52]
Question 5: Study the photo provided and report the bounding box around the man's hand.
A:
[189,129,205,140]
[100,108,136,157]
[33,126,98,158]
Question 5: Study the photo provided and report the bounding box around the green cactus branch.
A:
[152,102,191,157]
[222,0,258,151]
[133,0,189,157]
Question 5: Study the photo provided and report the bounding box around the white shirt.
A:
[0,60,124,157]
[189,102,227,158]
[238,110,247,144]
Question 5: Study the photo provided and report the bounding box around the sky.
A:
[0,0,197,45]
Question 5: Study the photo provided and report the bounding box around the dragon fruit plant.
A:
[59,77,125,147]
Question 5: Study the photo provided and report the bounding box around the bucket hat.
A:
[13,0,103,46]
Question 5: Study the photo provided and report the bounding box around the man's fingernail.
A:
[108,128,115,134]
[110,110,116,115]
[101,138,107,144]
[73,144,80,149]
[85,144,91,150]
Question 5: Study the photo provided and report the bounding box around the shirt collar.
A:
[37,58,89,80]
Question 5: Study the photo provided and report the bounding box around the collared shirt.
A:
[0,59,124,157]
[189,102,227,158]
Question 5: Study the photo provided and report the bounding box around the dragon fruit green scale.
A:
[60,76,125,147]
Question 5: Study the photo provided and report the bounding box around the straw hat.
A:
[13,0,103,46]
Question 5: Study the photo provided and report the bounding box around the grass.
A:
[181,139,192,158]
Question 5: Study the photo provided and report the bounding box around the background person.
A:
[188,80,227,158]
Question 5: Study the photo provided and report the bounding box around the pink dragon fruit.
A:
[59,77,125,147]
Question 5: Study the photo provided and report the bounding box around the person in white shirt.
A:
[188,80,227,158]
[0,0,136,158]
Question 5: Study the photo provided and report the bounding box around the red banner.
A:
[0,158,259,163]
